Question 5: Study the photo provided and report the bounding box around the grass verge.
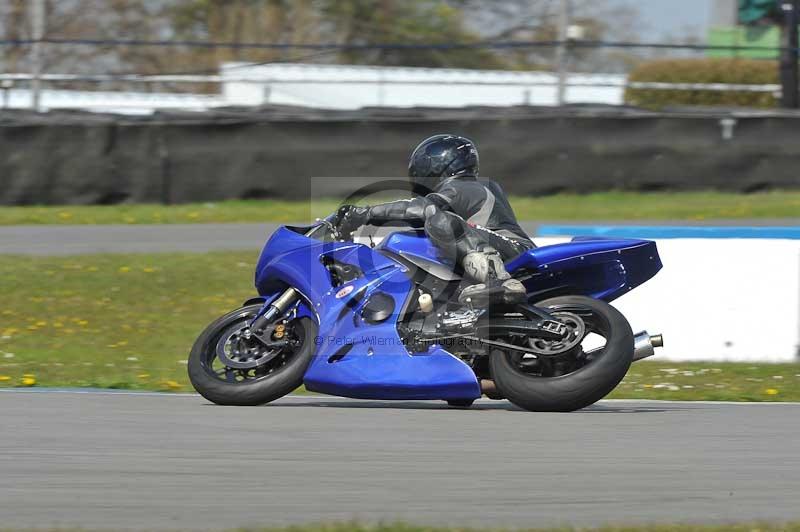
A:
[4,523,798,531]
[236,524,800,532]
[0,251,798,399]
[3,191,800,225]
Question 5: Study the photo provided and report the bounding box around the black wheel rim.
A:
[201,311,304,384]
[507,306,611,379]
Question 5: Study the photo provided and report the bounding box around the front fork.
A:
[247,221,329,336]
[248,288,298,341]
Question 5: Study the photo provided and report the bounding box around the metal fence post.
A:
[30,0,46,112]
[555,0,570,106]
[1,80,13,109]
[779,0,799,109]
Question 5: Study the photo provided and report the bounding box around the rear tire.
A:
[188,305,317,406]
[490,296,633,412]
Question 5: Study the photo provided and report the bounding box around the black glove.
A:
[336,205,371,238]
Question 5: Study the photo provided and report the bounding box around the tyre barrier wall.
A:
[536,227,800,363]
[2,106,800,206]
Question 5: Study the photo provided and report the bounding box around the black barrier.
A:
[1,105,800,206]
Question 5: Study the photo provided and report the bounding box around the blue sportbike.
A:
[188,214,663,412]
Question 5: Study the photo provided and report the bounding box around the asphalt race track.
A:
[1,391,799,530]
[4,219,799,255]
[0,223,281,255]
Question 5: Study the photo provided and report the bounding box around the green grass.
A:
[0,252,256,391]
[607,361,799,401]
[238,525,800,532]
[4,524,800,532]
[239,524,798,532]
[1,251,798,399]
[2,191,800,225]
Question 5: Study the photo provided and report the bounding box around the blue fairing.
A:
[506,236,662,302]
[253,225,661,401]
[255,226,481,400]
[379,230,454,267]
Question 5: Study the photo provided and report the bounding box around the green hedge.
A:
[624,58,779,109]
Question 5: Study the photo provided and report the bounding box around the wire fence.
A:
[0,37,797,54]
[0,37,793,110]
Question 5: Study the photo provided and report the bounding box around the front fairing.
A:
[255,225,400,304]
[254,225,481,401]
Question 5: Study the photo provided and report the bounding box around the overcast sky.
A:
[613,0,714,40]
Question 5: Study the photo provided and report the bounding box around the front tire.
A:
[188,304,317,406]
[490,295,633,412]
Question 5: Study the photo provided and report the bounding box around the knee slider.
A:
[462,247,510,282]
[462,250,490,282]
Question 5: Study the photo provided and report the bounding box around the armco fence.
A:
[536,227,800,363]
[2,105,800,206]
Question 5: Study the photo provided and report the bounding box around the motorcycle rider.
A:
[336,134,534,306]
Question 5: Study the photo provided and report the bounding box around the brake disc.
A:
[215,322,285,369]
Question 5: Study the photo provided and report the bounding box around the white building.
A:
[0,87,225,115]
[1,63,626,114]
[221,62,626,109]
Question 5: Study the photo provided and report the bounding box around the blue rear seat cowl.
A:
[507,238,662,303]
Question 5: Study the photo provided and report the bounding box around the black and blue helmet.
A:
[408,134,479,193]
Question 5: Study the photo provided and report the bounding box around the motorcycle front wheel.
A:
[490,295,633,412]
[188,304,317,406]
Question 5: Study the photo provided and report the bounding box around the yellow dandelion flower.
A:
[86,266,99,272]
[35,321,46,327]
[142,267,156,273]
[118,266,130,273]
[162,380,183,390]
[53,322,64,328]
[77,320,89,327]
[765,389,779,396]
[117,340,128,346]
[187,212,200,219]
[137,373,150,379]
[0,375,11,382]
[20,375,36,386]
[58,212,73,219]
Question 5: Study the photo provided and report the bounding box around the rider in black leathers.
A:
[337,134,534,306]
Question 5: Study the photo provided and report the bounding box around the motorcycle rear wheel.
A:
[489,295,633,412]
[188,304,317,406]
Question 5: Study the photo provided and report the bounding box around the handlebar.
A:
[306,212,342,240]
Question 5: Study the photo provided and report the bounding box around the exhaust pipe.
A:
[632,331,664,362]
[480,379,506,400]
[480,379,497,395]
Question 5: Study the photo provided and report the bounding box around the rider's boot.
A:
[458,246,526,306]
